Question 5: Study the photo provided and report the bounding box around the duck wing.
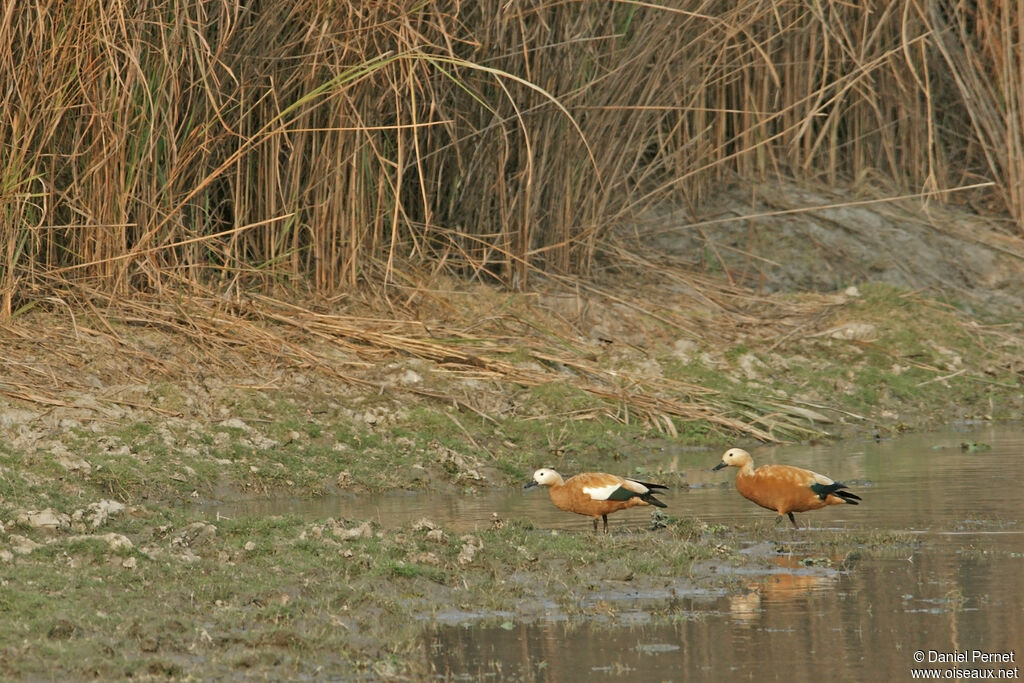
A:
[577,473,668,507]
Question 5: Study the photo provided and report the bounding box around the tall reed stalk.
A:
[924,0,1024,220]
[0,0,1020,315]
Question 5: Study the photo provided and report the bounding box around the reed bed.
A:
[1,0,1021,308]
[2,1,1022,439]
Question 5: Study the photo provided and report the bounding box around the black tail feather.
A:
[641,492,668,508]
[631,479,669,491]
[811,481,862,504]
[834,489,861,505]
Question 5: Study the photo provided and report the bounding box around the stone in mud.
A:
[71,499,126,528]
[334,521,373,540]
[19,508,71,531]
[409,551,441,566]
[8,534,43,555]
[64,532,134,552]
[412,517,439,532]
[457,536,482,566]
[170,522,217,548]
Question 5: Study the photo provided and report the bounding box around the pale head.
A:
[529,468,563,487]
[713,447,753,471]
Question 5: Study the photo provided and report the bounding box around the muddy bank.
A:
[0,497,907,678]
[6,425,1022,678]
[641,181,1024,316]
[1,182,1024,677]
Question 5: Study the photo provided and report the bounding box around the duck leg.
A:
[787,512,799,529]
[602,514,609,533]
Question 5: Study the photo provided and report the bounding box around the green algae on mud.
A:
[0,496,919,679]
[0,270,1022,677]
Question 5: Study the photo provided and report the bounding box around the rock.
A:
[8,534,42,555]
[98,533,134,551]
[170,522,217,548]
[671,339,698,364]
[412,517,439,532]
[457,536,482,566]
[409,552,440,566]
[829,322,877,341]
[71,499,125,528]
[333,521,373,541]
[399,369,423,385]
[737,352,766,379]
[66,532,134,551]
[19,508,70,531]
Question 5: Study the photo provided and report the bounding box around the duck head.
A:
[524,467,562,489]
[713,447,753,471]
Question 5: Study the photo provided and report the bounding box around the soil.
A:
[640,181,1024,318]
[3,181,1024,481]
[1,180,1023,678]
[2,180,1022,477]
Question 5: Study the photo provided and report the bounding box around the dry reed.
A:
[1,0,1021,311]
[2,1,1023,440]
[2,269,850,442]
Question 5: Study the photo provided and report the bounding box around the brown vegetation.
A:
[1,0,1022,309]
[2,1,1023,440]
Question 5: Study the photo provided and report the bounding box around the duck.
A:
[524,468,667,532]
[712,448,860,528]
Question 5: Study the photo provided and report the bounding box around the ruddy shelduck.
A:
[713,448,860,528]
[524,468,667,532]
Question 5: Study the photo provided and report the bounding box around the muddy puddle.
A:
[207,426,1024,680]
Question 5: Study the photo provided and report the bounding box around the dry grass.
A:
[2,265,848,442]
[2,1,1023,439]
[1,0,1022,308]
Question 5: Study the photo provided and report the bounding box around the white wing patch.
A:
[811,471,835,486]
[582,483,623,501]
[620,478,650,494]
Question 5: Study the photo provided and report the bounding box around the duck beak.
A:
[712,462,728,471]
[523,480,538,489]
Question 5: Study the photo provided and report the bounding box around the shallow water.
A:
[207,426,1024,680]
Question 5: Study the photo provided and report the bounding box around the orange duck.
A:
[524,468,667,532]
[713,448,860,528]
